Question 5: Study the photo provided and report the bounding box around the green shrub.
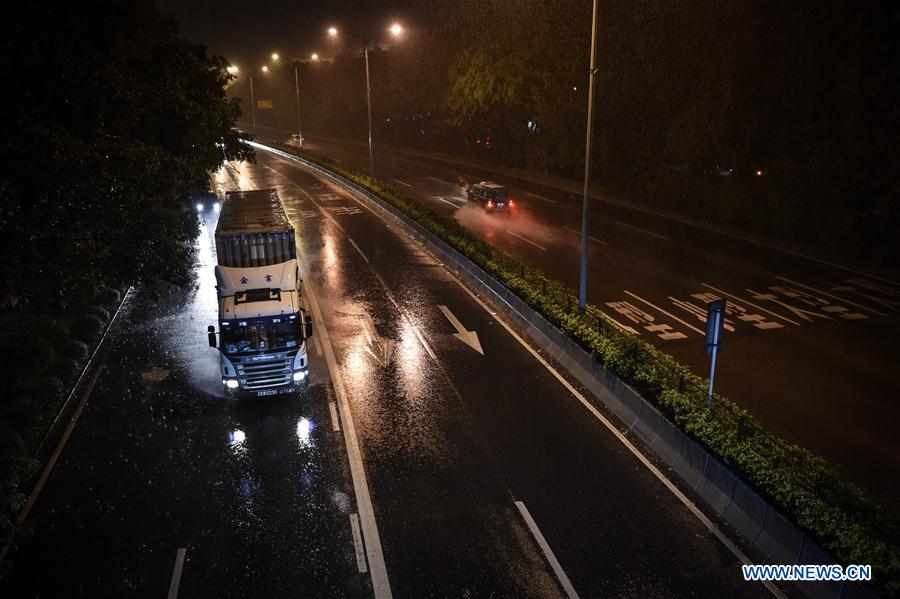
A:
[0,337,55,375]
[97,285,122,307]
[272,142,900,595]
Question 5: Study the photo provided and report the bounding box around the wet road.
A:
[2,154,775,597]
[251,125,900,501]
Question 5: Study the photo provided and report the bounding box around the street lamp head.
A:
[328,26,338,36]
[311,53,319,61]
[389,23,403,36]
[271,52,280,62]
[261,65,269,73]
[226,65,239,75]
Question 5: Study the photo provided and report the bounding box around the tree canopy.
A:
[1,0,253,310]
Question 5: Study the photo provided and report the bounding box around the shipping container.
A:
[215,190,296,267]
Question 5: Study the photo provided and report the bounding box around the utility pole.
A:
[363,43,375,175]
[249,75,257,135]
[579,0,600,313]
[294,64,302,147]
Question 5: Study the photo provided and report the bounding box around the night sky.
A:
[155,0,417,68]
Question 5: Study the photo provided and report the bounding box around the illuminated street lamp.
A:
[327,23,404,175]
[271,52,280,62]
[289,52,320,149]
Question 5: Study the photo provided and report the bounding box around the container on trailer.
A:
[215,190,296,267]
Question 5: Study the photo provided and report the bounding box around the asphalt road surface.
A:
[1,154,778,597]
[249,125,900,502]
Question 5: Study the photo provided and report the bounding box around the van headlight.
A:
[292,370,307,382]
[224,379,240,389]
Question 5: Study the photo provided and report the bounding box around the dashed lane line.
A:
[561,225,607,245]
[515,502,580,599]
[391,179,413,188]
[615,220,669,241]
[525,192,557,204]
[350,513,368,573]
[166,548,187,599]
[506,230,547,251]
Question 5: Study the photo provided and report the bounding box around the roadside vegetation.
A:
[273,141,900,596]
[0,1,252,574]
[255,1,899,269]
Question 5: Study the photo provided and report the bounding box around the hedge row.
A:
[271,143,899,595]
[0,286,123,576]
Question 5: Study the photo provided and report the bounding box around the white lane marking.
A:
[775,276,886,316]
[438,305,484,355]
[166,548,187,599]
[561,225,607,246]
[350,513,368,573]
[428,176,451,185]
[329,401,341,432]
[515,501,579,599]
[347,237,370,264]
[525,192,557,204]
[391,178,412,188]
[260,148,781,597]
[701,283,801,326]
[434,196,459,208]
[297,246,393,598]
[615,220,669,241]
[506,230,547,251]
[624,290,705,336]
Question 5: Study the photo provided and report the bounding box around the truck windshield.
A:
[221,320,302,354]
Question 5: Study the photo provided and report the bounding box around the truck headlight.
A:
[292,370,307,382]
[224,379,240,389]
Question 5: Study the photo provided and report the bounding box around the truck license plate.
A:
[256,389,277,397]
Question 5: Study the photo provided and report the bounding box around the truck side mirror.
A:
[207,325,217,348]
[304,315,314,339]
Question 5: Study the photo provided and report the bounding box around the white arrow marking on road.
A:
[438,305,484,355]
[361,314,394,367]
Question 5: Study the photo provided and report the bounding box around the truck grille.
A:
[236,357,293,390]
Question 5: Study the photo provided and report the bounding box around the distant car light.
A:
[224,379,239,389]
[196,203,204,211]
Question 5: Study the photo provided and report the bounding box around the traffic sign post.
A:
[704,299,726,409]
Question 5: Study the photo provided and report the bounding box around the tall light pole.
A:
[579,0,600,314]
[328,23,404,176]
[249,74,257,135]
[290,53,319,149]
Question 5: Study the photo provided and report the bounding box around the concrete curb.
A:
[255,143,881,599]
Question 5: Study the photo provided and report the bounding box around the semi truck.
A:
[206,189,313,397]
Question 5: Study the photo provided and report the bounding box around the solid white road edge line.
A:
[166,548,187,599]
[298,248,393,598]
[350,513,369,573]
[391,179,412,188]
[262,149,782,597]
[514,501,580,599]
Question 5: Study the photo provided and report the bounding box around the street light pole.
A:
[249,74,257,135]
[578,0,600,314]
[293,63,302,147]
[363,43,375,175]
